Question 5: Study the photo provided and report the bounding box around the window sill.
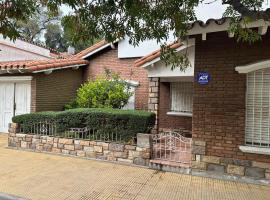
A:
[239,145,270,155]
[166,112,192,117]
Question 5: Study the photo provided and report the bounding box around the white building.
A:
[0,35,52,61]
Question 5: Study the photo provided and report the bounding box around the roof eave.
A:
[81,43,112,59]
[187,18,270,39]
[79,39,120,59]
[32,64,87,74]
[138,39,195,68]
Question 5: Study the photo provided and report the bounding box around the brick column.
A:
[148,77,159,134]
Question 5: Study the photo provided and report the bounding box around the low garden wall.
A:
[8,123,152,166]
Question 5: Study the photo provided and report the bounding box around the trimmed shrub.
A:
[69,72,132,109]
[12,108,156,141]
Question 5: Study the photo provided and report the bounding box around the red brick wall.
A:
[0,69,83,112]
[159,82,192,131]
[30,77,37,112]
[193,31,270,163]
[35,68,83,112]
[83,45,149,110]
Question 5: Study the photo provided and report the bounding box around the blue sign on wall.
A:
[197,72,211,85]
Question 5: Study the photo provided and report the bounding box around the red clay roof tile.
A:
[0,58,89,73]
[74,40,109,58]
[134,41,182,67]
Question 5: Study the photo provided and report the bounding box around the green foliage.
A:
[0,0,37,40]
[0,0,268,68]
[60,0,199,46]
[44,23,67,51]
[12,108,156,141]
[160,42,191,70]
[61,17,98,52]
[63,99,78,110]
[76,73,132,109]
[17,6,61,43]
[223,5,262,44]
[16,6,95,52]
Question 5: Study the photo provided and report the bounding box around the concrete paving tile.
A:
[0,134,270,200]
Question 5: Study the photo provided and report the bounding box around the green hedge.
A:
[12,108,156,141]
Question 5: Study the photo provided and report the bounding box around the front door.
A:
[0,83,15,133]
[15,83,31,116]
[0,81,31,133]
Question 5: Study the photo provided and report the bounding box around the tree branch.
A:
[223,0,270,20]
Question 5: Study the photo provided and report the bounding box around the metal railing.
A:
[152,131,192,164]
[19,121,135,144]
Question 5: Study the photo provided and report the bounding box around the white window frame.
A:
[236,60,270,154]
[167,82,193,117]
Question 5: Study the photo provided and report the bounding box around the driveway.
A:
[0,134,270,200]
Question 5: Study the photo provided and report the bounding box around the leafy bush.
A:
[12,108,156,141]
[63,99,78,110]
[71,72,132,109]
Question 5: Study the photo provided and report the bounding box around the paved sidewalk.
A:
[0,193,26,200]
[0,134,270,200]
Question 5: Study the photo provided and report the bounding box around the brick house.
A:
[74,40,150,110]
[134,39,195,135]
[0,59,88,132]
[189,18,270,179]
[136,18,270,179]
[0,38,164,132]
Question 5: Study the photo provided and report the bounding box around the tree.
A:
[44,21,98,52]
[16,5,93,52]
[1,0,269,65]
[17,6,61,42]
[61,20,97,52]
[44,23,67,51]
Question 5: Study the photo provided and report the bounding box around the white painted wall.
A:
[0,44,51,61]
[0,35,51,61]
[146,45,195,78]
[118,34,176,58]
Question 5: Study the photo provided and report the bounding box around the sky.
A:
[62,1,269,22]
[195,0,269,21]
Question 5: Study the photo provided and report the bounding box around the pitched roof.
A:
[18,37,58,53]
[134,41,182,67]
[74,40,110,58]
[0,58,89,74]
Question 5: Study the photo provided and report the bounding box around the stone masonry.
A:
[192,139,270,180]
[8,123,152,167]
[148,77,159,134]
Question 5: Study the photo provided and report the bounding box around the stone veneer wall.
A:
[148,77,159,134]
[8,123,151,167]
[192,140,270,180]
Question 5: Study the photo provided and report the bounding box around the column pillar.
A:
[148,77,159,134]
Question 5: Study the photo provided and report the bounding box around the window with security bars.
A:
[246,68,270,147]
[170,82,193,113]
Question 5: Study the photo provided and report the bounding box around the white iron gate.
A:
[152,132,192,165]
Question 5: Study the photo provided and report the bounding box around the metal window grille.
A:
[171,82,193,113]
[246,69,270,147]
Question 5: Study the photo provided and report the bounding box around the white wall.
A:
[146,45,195,78]
[118,35,176,58]
[0,44,51,61]
[0,35,51,61]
